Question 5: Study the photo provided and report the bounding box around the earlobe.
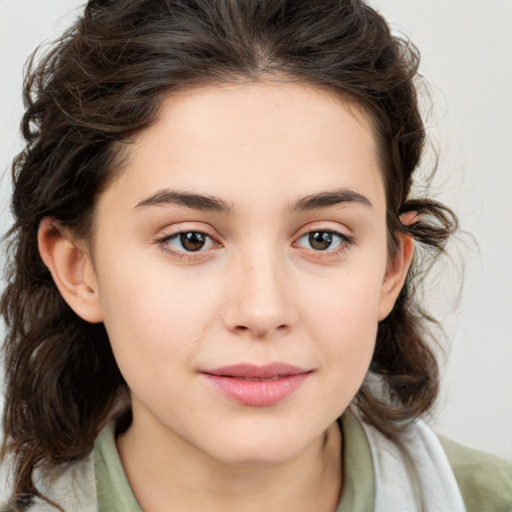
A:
[377,233,414,321]
[37,217,103,323]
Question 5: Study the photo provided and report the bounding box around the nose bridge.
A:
[223,241,296,337]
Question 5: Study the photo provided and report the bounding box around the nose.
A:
[221,249,297,338]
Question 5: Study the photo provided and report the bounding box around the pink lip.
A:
[202,363,311,406]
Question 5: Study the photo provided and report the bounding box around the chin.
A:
[217,448,301,468]
[204,427,316,468]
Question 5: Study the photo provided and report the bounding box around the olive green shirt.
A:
[94,412,512,512]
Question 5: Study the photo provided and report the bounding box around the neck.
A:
[117,415,343,512]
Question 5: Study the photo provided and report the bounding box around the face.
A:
[83,82,406,466]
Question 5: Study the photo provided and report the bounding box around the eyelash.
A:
[154,227,353,261]
[154,229,219,261]
[293,230,353,259]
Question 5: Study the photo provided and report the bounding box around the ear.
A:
[38,217,103,323]
[377,233,414,321]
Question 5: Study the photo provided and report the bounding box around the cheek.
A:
[94,254,221,373]
[294,282,378,423]
[301,270,382,378]
[304,265,383,334]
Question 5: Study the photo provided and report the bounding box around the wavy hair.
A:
[1,0,457,505]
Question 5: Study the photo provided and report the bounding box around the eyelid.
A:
[153,223,223,260]
[152,221,354,262]
[292,221,353,243]
[292,224,354,258]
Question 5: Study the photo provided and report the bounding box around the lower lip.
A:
[204,373,310,406]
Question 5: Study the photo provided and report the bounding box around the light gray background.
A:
[1,0,511,470]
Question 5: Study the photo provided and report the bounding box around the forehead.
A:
[100,81,385,216]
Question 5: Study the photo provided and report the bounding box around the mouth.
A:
[201,363,312,406]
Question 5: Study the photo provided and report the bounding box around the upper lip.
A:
[202,363,311,379]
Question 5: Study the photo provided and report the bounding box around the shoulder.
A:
[439,435,512,512]
[1,452,97,512]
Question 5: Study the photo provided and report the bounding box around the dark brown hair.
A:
[1,0,457,505]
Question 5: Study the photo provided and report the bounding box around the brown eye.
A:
[162,231,215,253]
[309,231,334,250]
[180,232,207,251]
[295,230,349,252]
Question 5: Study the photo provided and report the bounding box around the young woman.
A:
[1,1,511,511]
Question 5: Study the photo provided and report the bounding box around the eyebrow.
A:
[133,187,372,215]
[291,189,373,212]
[133,189,233,214]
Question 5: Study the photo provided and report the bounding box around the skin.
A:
[38,81,413,512]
